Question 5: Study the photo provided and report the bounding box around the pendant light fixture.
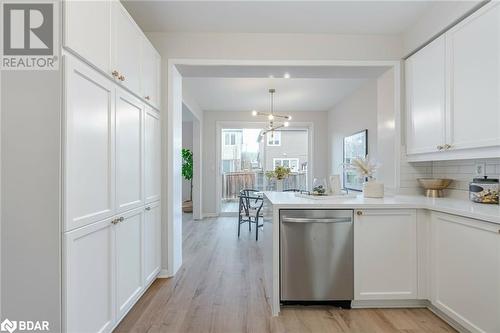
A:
[253,89,292,142]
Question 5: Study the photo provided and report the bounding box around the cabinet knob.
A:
[119,216,124,222]
[437,145,444,150]
[145,206,151,211]
[118,75,125,82]
[111,219,118,225]
[443,144,452,150]
[145,96,150,100]
[356,211,363,216]
[112,70,119,77]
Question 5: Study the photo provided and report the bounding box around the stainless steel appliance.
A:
[280,209,354,306]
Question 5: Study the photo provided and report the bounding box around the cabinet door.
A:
[405,35,446,154]
[65,218,115,333]
[111,1,142,94]
[115,208,144,320]
[145,107,161,203]
[141,39,161,109]
[64,0,111,74]
[354,209,417,300]
[431,213,500,333]
[65,55,115,231]
[143,202,161,285]
[446,2,500,150]
[116,88,144,212]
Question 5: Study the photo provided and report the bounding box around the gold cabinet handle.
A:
[145,96,150,100]
[118,75,125,82]
[437,145,444,150]
[356,211,363,216]
[111,218,118,225]
[443,144,452,150]
[112,70,119,77]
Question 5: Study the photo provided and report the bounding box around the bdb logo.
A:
[1,1,59,70]
[0,318,50,332]
[0,319,16,333]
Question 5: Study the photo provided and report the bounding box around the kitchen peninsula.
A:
[262,191,500,333]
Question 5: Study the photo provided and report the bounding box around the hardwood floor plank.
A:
[114,215,456,333]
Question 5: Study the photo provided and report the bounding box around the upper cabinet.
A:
[405,2,500,161]
[405,35,446,155]
[141,40,161,109]
[64,0,161,109]
[111,1,142,94]
[64,0,111,74]
[446,3,500,151]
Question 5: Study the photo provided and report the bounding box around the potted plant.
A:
[266,165,291,192]
[182,148,193,213]
[346,156,384,198]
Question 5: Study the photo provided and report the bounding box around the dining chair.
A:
[238,189,264,241]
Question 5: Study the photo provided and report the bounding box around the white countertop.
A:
[263,192,500,225]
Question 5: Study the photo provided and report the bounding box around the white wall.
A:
[150,32,403,61]
[328,80,378,184]
[402,1,482,55]
[182,121,193,202]
[1,71,61,330]
[203,111,329,215]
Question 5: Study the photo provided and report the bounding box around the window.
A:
[273,158,299,172]
[267,131,281,146]
[224,132,237,146]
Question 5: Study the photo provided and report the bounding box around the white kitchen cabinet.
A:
[446,2,500,151]
[405,35,446,155]
[64,0,111,75]
[141,40,161,109]
[354,209,417,300]
[116,88,144,212]
[145,107,161,203]
[143,202,161,286]
[65,218,116,333]
[431,212,500,333]
[111,1,142,94]
[65,56,116,231]
[115,208,144,320]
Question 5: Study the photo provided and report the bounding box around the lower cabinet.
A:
[354,209,417,300]
[65,203,161,332]
[143,201,161,285]
[431,212,500,333]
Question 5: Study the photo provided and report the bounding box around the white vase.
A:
[276,179,284,192]
[363,179,384,198]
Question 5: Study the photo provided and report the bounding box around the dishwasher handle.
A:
[281,217,352,224]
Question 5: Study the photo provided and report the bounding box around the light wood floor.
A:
[114,215,456,333]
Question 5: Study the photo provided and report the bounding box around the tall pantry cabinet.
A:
[63,0,162,331]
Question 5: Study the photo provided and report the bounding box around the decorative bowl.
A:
[417,178,453,197]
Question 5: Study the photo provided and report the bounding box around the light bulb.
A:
[284,72,291,79]
[268,114,274,120]
[284,121,289,127]
[252,110,258,116]
[287,115,292,120]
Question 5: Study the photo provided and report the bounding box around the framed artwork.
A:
[343,130,368,191]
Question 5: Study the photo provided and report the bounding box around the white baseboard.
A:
[428,304,469,333]
[202,213,218,218]
[351,299,428,309]
[157,269,171,278]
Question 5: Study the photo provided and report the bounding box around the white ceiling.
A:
[183,77,368,112]
[122,1,434,35]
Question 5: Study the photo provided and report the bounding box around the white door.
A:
[446,2,500,150]
[143,202,161,285]
[65,55,115,231]
[111,1,142,94]
[116,88,144,212]
[144,107,161,203]
[141,40,161,109]
[431,213,500,333]
[115,208,144,320]
[65,218,115,333]
[64,0,111,74]
[354,209,417,300]
[405,35,446,154]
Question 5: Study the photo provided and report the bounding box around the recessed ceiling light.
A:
[283,72,291,79]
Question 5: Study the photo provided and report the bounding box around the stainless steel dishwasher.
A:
[280,209,353,307]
